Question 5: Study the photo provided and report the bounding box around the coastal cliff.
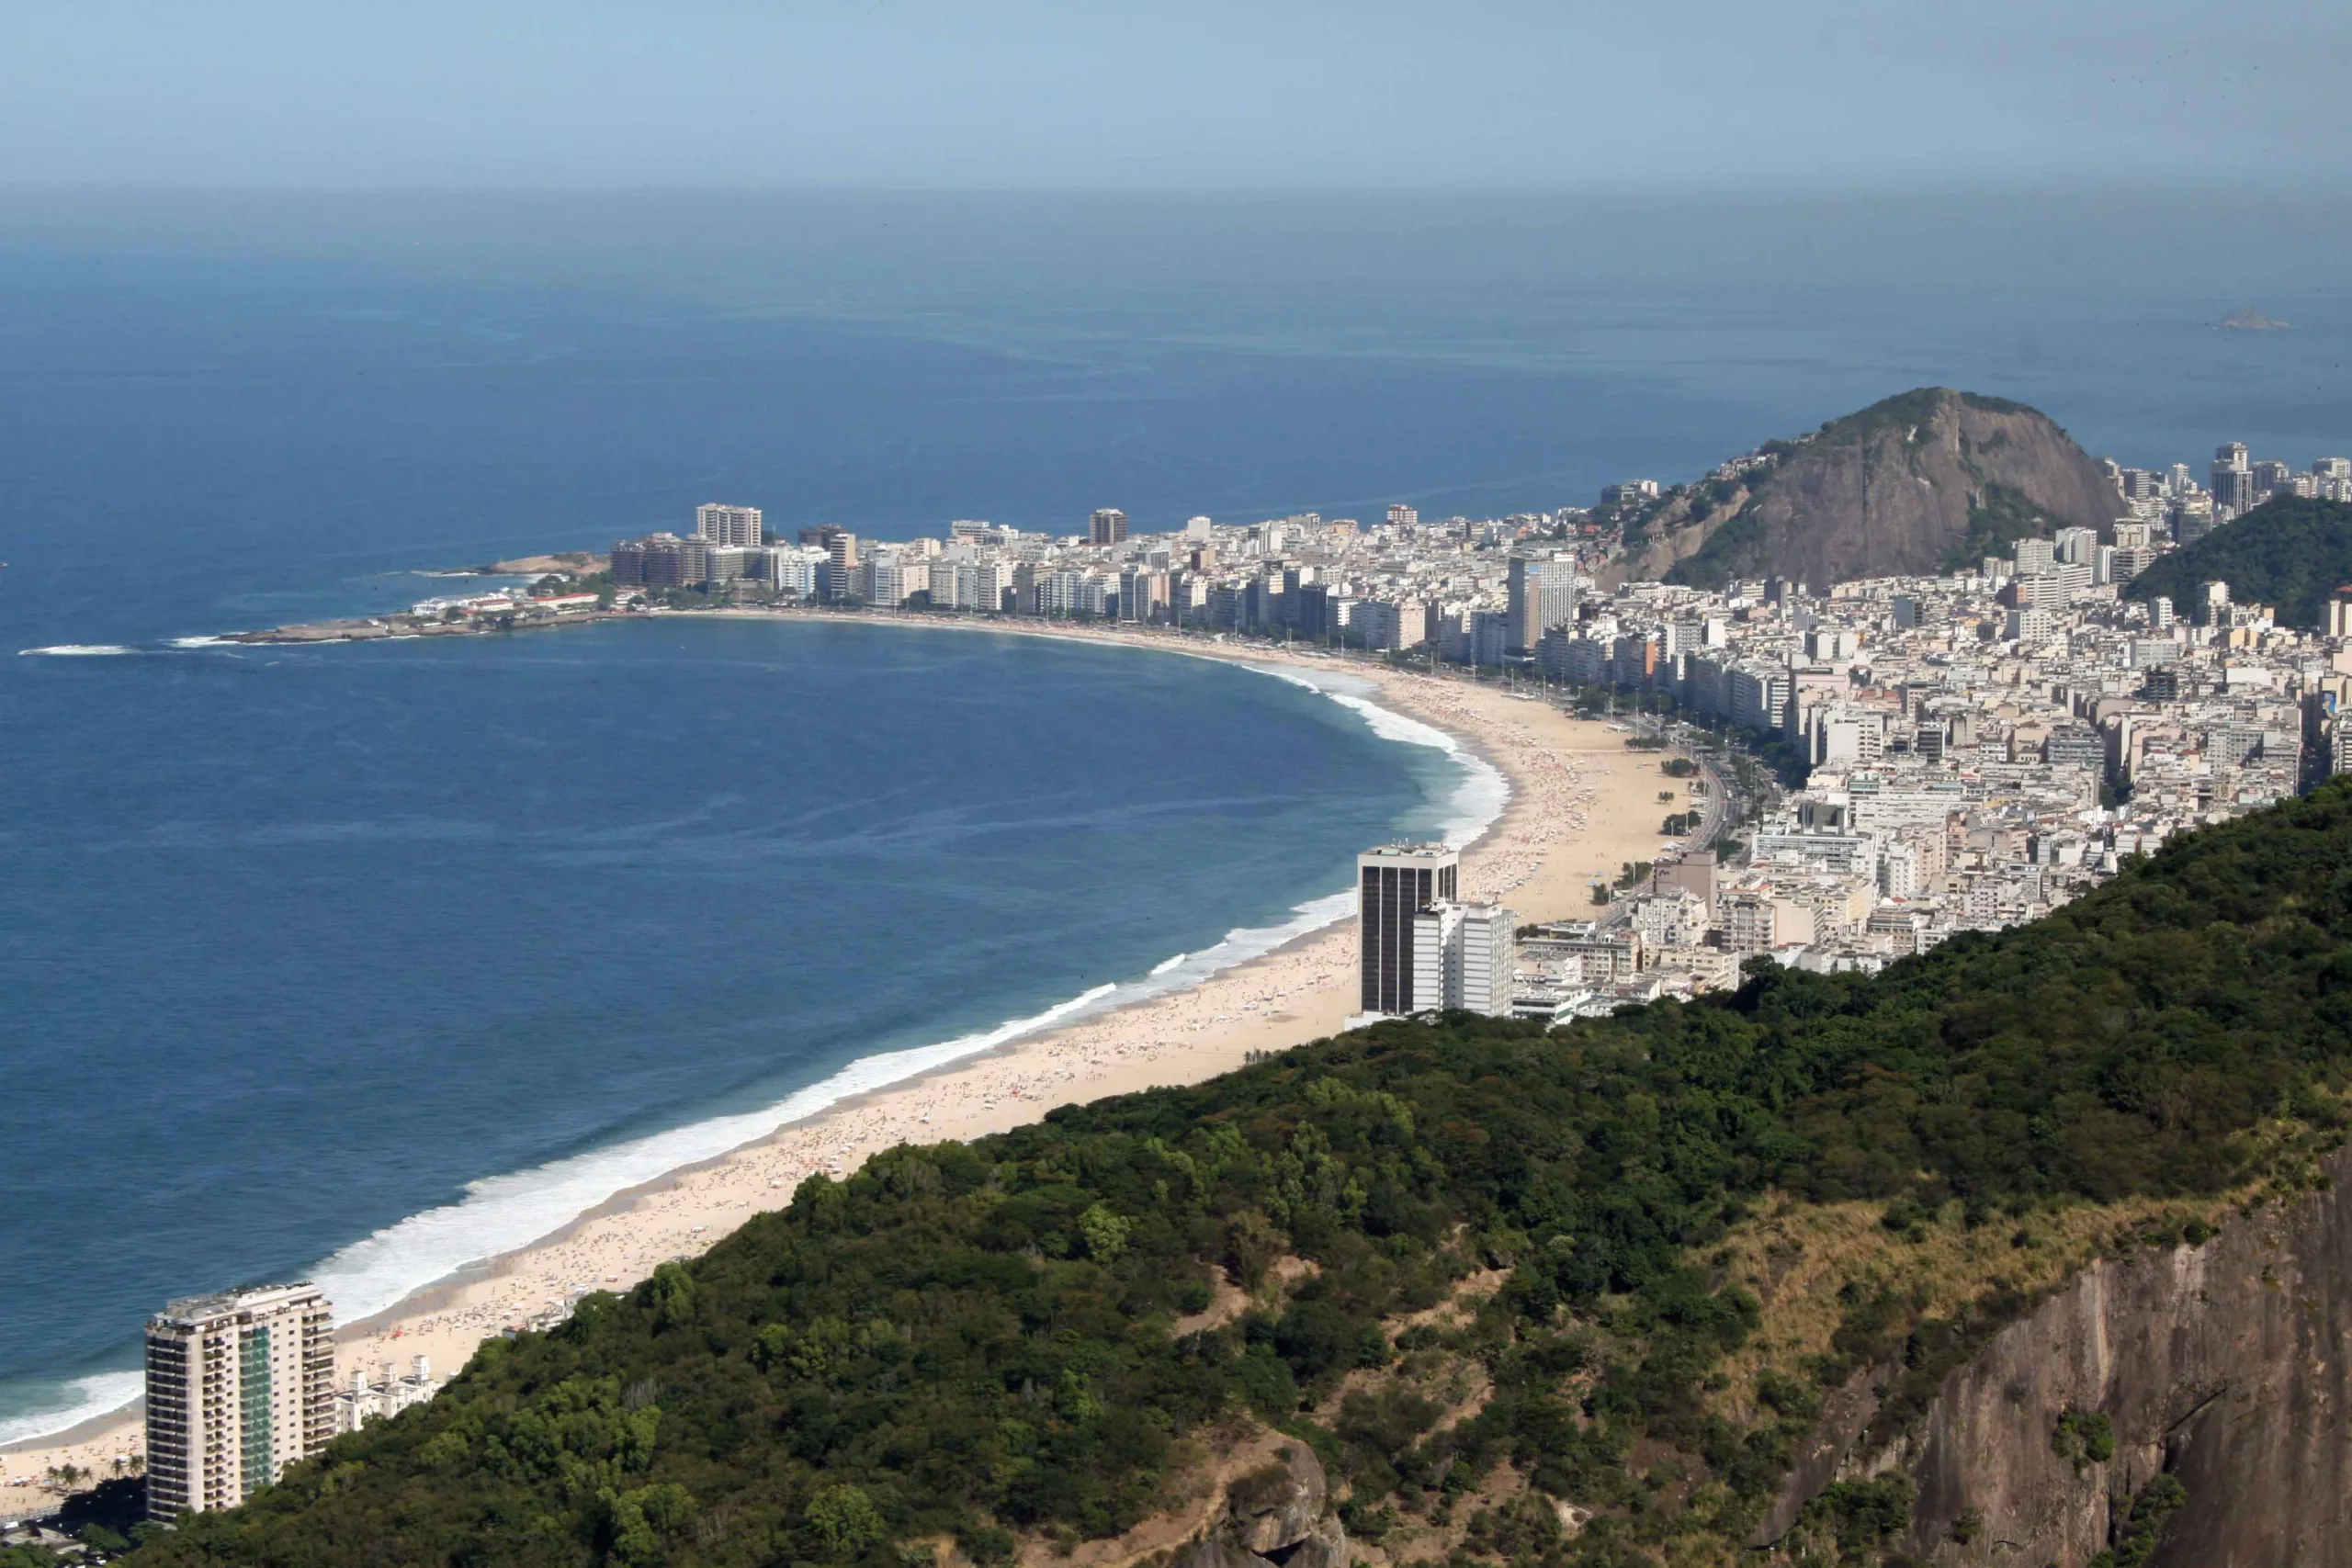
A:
[1611,389,2121,590]
[1756,1149,2352,1565]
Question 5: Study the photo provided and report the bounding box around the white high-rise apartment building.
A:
[145,1283,335,1520]
[1454,903,1515,1016]
[1408,899,1516,1017]
[2052,526,2099,565]
[823,531,861,602]
[1410,902,1464,1014]
[695,503,764,549]
[862,552,910,607]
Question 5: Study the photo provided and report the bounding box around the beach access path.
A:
[0,620,1678,1490]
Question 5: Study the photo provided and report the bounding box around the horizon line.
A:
[5,176,2352,203]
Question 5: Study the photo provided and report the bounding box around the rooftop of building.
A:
[153,1281,324,1327]
[1359,841,1456,861]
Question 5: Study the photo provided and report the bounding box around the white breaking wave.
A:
[1121,888,1359,1000]
[297,658,1508,1338]
[20,637,240,657]
[0,637,1511,1448]
[305,982,1120,1325]
[1324,691,1509,848]
[1250,664,1511,850]
[0,1371,144,1447]
[300,879,1380,1341]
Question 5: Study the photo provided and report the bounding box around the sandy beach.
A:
[1,619,1675,1494]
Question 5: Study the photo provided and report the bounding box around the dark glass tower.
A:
[1358,843,1459,1013]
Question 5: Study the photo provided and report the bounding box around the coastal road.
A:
[1625,714,1732,853]
[1687,743,1732,850]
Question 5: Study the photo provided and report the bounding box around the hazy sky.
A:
[3,0,2348,190]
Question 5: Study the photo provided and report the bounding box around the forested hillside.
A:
[132,784,2352,1568]
[2126,494,2352,628]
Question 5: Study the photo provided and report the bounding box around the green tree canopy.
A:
[135,783,2352,1568]
[2128,495,2352,628]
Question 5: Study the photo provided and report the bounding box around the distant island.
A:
[2219,307,2291,332]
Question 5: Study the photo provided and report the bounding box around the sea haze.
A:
[0,189,2345,1441]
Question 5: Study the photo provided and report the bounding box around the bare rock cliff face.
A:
[1170,1441,1347,1568]
[1658,389,2122,590]
[1767,1153,2352,1565]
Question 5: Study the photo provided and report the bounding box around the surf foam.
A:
[305,982,1120,1325]
[1250,664,1510,849]
[0,638,1511,1448]
[0,1371,143,1448]
[299,658,1507,1337]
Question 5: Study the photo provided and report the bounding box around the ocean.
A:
[1,188,2346,1442]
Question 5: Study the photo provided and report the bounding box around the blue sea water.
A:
[0,616,1472,1441]
[1,189,2346,1442]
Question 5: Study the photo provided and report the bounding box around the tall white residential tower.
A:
[1506,553,1577,655]
[1411,899,1517,1017]
[695,503,764,549]
[145,1283,335,1520]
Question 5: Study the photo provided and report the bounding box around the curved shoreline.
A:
[0,615,1669,1482]
[0,619,1471,1454]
